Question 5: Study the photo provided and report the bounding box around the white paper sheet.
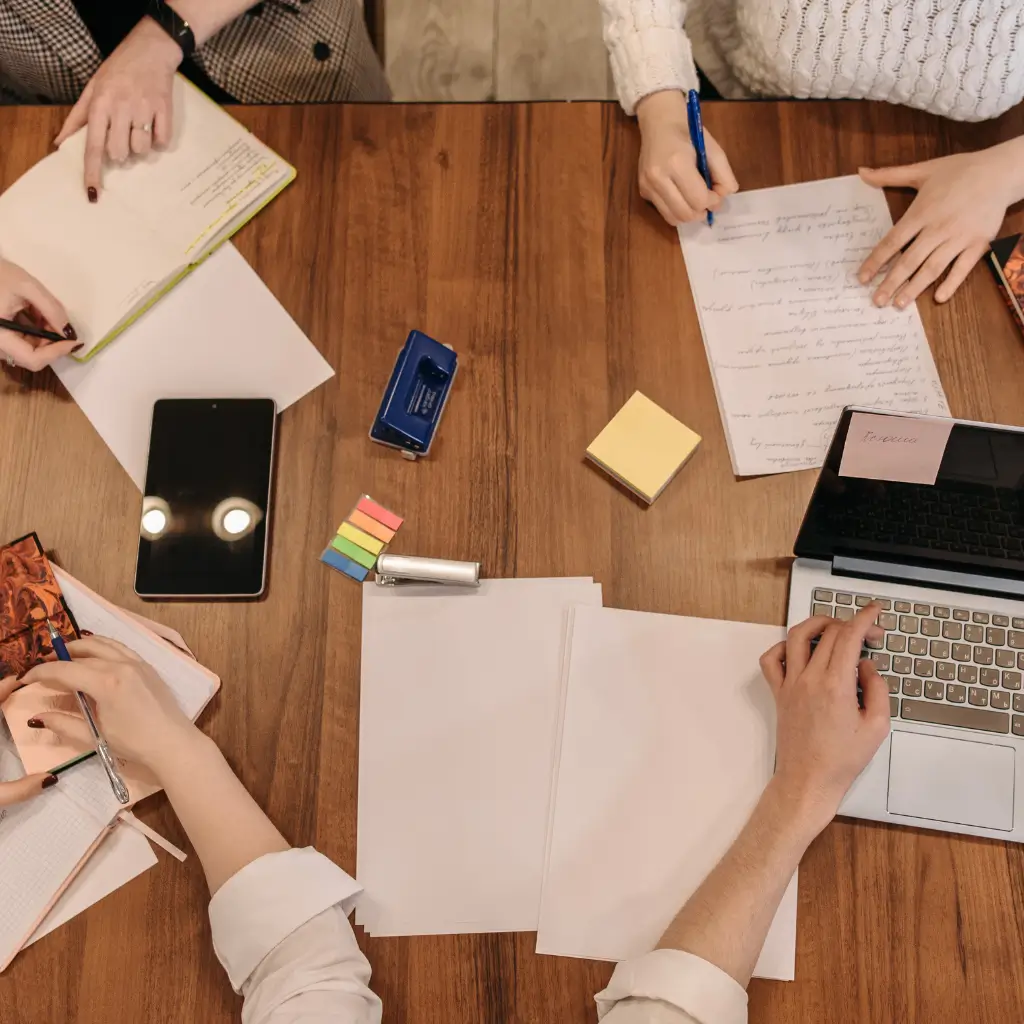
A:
[356,578,602,936]
[54,244,335,489]
[679,175,949,477]
[536,606,797,981]
[26,823,157,947]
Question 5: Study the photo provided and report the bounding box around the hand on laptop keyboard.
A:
[760,603,890,833]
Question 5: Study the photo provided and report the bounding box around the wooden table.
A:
[2,99,1024,1024]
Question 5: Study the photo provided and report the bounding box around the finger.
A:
[935,242,988,303]
[0,674,24,701]
[30,709,94,749]
[784,615,836,679]
[84,106,109,200]
[652,175,695,224]
[130,103,154,157]
[0,334,79,371]
[759,641,787,697]
[107,103,133,164]
[64,636,143,663]
[858,163,927,191]
[872,231,942,307]
[830,603,883,673]
[54,90,91,147]
[0,773,57,808]
[858,660,892,734]
[152,94,173,149]
[892,241,962,309]
[20,659,111,701]
[12,267,72,337]
[707,139,739,196]
[857,214,924,286]
[640,183,682,227]
[668,165,716,220]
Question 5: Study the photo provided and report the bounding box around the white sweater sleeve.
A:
[598,0,700,115]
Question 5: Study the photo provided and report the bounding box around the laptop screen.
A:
[794,410,1024,582]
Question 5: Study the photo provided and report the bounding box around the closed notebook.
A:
[0,75,295,360]
[586,392,701,503]
[988,234,1024,338]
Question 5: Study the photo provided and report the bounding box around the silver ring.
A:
[6,356,15,367]
[134,123,152,134]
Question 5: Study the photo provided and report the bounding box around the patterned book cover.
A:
[0,534,79,677]
[988,234,1024,338]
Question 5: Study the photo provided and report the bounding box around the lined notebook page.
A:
[0,734,114,971]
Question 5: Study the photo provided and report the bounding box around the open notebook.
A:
[0,75,295,359]
[0,569,220,969]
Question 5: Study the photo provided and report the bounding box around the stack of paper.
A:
[535,606,796,980]
[356,578,602,935]
[679,175,949,477]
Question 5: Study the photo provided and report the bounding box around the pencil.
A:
[50,750,97,777]
[0,316,65,344]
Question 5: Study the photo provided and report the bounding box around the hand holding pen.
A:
[0,258,81,371]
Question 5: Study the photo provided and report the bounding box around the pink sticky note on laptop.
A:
[838,412,954,486]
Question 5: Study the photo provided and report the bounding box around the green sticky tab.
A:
[331,534,378,569]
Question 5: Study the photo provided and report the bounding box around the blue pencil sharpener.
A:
[370,330,458,460]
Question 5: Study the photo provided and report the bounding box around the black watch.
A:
[146,0,196,59]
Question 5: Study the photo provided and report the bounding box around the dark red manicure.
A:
[71,343,84,354]
[87,187,98,203]
[42,775,58,789]
[63,323,77,341]
[81,630,94,637]
[27,718,44,729]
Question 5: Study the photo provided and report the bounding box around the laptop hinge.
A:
[832,555,1024,601]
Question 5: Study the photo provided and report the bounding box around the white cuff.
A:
[595,949,748,1024]
[209,847,362,992]
[607,27,700,115]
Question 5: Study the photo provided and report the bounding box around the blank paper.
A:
[679,175,949,477]
[356,578,602,936]
[536,606,797,980]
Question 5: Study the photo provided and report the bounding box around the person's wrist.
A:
[136,14,185,70]
[762,773,841,846]
[143,720,208,782]
[984,138,1024,206]
[636,89,689,131]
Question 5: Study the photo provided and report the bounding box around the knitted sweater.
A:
[600,0,1024,122]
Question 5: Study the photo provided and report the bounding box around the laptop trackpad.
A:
[887,730,1015,832]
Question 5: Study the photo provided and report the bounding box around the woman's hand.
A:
[636,90,739,226]
[54,17,183,201]
[759,604,890,833]
[20,637,198,778]
[0,675,59,806]
[0,258,79,370]
[857,141,1024,308]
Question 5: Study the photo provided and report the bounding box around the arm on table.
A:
[596,605,890,1024]
[21,637,382,1024]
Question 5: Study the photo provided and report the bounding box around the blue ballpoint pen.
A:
[46,620,130,805]
[686,89,715,227]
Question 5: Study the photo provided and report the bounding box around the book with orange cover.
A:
[988,234,1024,338]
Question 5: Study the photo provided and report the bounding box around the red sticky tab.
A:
[356,496,403,532]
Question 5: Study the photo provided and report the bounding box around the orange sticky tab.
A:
[347,509,396,542]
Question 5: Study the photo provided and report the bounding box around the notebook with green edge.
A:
[0,75,295,361]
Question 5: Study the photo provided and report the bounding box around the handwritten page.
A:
[679,176,949,477]
[839,411,954,484]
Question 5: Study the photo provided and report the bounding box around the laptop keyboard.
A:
[809,590,1024,736]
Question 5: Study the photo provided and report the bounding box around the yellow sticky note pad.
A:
[586,391,701,503]
[337,521,385,555]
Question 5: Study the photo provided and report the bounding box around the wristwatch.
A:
[146,0,196,59]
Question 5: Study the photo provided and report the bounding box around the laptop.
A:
[787,408,1024,840]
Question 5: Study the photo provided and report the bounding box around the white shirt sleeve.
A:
[595,949,748,1024]
[208,847,383,1024]
[598,0,700,114]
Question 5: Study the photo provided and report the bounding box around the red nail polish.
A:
[71,343,84,354]
[81,629,94,637]
[42,775,58,789]
[87,187,98,203]
[27,717,44,729]
[63,323,78,341]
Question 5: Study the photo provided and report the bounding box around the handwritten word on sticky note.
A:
[839,412,953,485]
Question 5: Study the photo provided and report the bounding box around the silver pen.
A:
[46,621,130,805]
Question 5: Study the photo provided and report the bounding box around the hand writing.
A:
[21,636,197,777]
[0,258,79,370]
[759,604,890,832]
[54,17,182,201]
[857,143,1023,308]
[636,90,738,226]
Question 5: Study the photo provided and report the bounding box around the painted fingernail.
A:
[27,718,44,729]
[81,630,94,637]
[42,774,58,789]
[63,323,78,341]
[71,343,84,354]
[87,187,98,203]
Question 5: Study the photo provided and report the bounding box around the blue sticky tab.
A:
[320,546,370,581]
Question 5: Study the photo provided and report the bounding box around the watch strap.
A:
[146,0,196,59]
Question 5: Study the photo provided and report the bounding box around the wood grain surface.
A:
[2,100,1024,1024]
